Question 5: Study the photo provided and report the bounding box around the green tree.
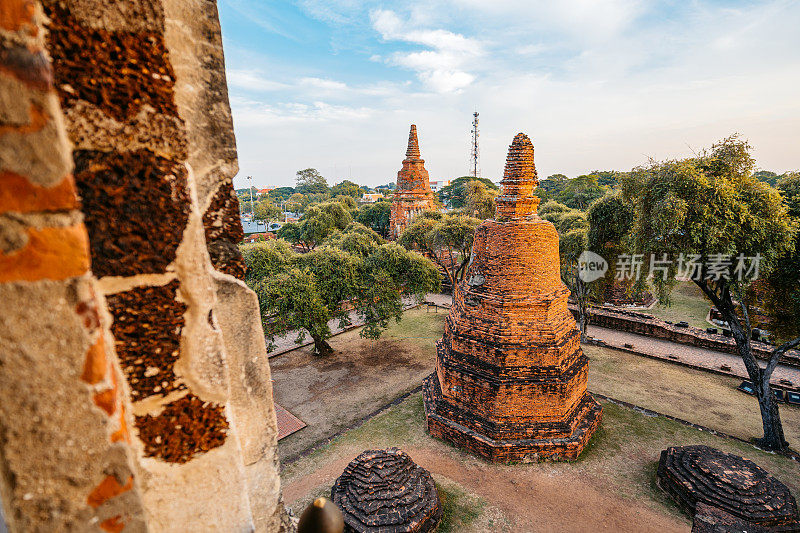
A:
[277,201,353,252]
[586,191,635,301]
[759,172,800,341]
[285,192,307,214]
[439,176,498,208]
[559,227,590,340]
[535,174,569,201]
[558,174,607,210]
[244,237,439,355]
[399,212,481,303]
[253,199,279,224]
[330,180,363,199]
[461,180,498,219]
[356,200,391,237]
[267,187,295,203]
[295,168,329,195]
[754,170,780,187]
[621,135,799,451]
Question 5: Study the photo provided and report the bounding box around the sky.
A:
[218,0,800,189]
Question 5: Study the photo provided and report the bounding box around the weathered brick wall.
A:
[0,2,147,529]
[577,305,800,367]
[389,125,437,240]
[424,133,601,463]
[1,1,291,531]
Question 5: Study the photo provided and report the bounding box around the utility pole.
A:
[247,175,254,218]
[469,111,480,178]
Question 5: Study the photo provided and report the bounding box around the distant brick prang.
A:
[389,124,437,240]
[657,445,799,529]
[332,448,442,532]
[423,133,602,463]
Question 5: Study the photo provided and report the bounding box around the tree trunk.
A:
[311,334,334,357]
[698,281,787,451]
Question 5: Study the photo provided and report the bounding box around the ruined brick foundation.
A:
[423,133,602,463]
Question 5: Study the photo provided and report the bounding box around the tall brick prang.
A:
[423,133,602,463]
[389,125,437,240]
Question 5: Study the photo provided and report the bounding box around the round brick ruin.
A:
[657,445,799,528]
[331,448,442,533]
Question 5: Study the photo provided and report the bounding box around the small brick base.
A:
[423,373,602,463]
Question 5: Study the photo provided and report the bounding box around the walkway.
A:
[587,325,800,388]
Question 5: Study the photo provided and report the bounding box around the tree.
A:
[754,170,780,187]
[268,186,295,203]
[334,195,357,210]
[759,172,800,341]
[277,201,353,252]
[462,180,498,219]
[438,176,498,208]
[243,234,439,355]
[285,192,307,214]
[330,180,363,199]
[535,174,569,201]
[558,174,606,210]
[399,212,481,303]
[295,168,329,195]
[587,191,635,301]
[560,227,590,340]
[356,200,391,237]
[253,199,279,224]
[621,135,798,451]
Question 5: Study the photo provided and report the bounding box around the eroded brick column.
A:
[0,2,147,530]
[37,1,287,530]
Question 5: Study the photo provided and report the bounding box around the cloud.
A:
[370,8,484,93]
[230,96,373,126]
[226,70,290,92]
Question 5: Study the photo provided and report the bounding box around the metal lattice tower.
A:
[469,111,480,178]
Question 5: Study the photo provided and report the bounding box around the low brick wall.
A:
[570,305,800,369]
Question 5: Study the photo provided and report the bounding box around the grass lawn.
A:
[585,343,800,448]
[281,392,800,532]
[271,306,446,461]
[646,281,711,329]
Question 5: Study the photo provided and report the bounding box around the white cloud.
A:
[226,70,290,92]
[370,8,484,93]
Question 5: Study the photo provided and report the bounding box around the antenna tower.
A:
[469,111,480,178]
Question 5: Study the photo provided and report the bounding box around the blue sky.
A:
[218,0,800,189]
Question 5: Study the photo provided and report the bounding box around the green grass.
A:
[283,391,800,529]
[584,343,800,448]
[646,281,711,329]
[435,479,487,533]
[382,306,447,348]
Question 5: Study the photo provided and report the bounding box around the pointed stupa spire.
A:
[495,132,540,220]
[406,124,421,159]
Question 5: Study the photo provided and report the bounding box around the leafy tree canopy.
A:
[242,231,439,355]
[356,200,391,237]
[277,200,353,251]
[439,176,498,208]
[295,168,329,195]
[253,199,280,222]
[330,180,363,199]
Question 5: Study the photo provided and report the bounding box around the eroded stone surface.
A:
[423,133,602,463]
[389,125,436,240]
[332,448,442,533]
[657,445,799,528]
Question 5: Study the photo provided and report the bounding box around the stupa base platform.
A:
[423,373,602,463]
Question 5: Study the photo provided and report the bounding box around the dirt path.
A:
[283,445,687,533]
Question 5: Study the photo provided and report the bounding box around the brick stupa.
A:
[389,125,437,240]
[423,133,602,462]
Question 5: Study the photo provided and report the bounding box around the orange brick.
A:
[0,0,36,33]
[0,172,78,214]
[87,475,133,509]
[99,516,125,533]
[93,388,116,416]
[81,336,107,385]
[0,224,90,282]
[111,408,131,444]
